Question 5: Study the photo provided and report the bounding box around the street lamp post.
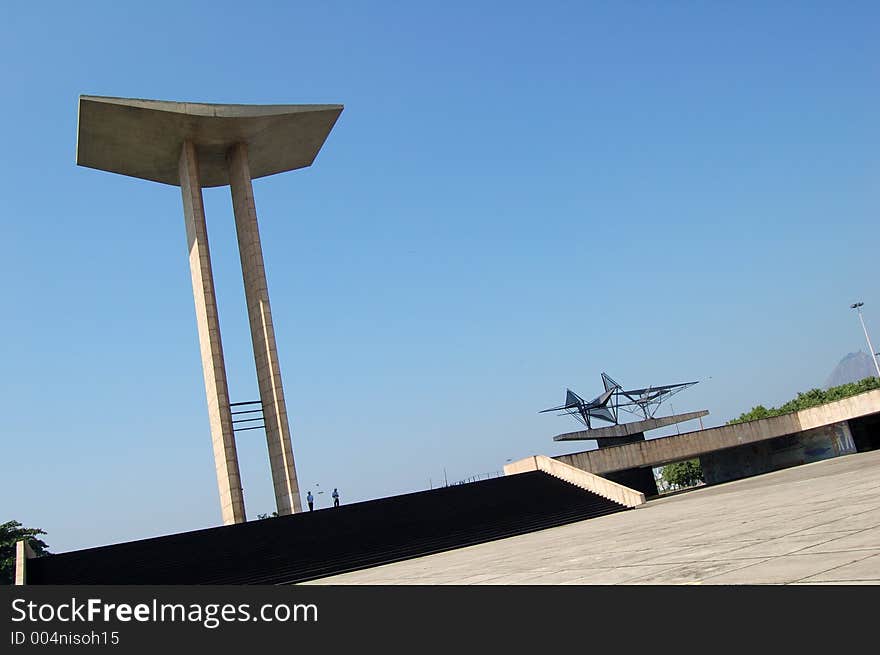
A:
[851,302,880,378]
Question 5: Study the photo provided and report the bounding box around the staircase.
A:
[26,472,630,585]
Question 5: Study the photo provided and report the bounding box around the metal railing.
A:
[451,471,504,486]
[230,400,264,433]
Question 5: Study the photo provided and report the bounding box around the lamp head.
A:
[851,302,864,309]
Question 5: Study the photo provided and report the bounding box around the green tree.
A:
[661,459,704,489]
[727,377,880,425]
[1,520,50,585]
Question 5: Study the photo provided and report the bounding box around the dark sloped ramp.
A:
[27,472,628,585]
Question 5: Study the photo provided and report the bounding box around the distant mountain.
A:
[825,351,878,389]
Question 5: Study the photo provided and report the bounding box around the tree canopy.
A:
[1,520,50,585]
[660,459,704,489]
[727,376,880,426]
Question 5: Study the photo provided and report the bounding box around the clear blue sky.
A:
[2,1,878,551]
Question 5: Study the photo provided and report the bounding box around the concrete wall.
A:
[553,389,880,476]
[504,455,646,508]
[700,421,856,485]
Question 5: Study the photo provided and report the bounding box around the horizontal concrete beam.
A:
[555,389,880,475]
[504,455,646,508]
[77,96,343,187]
[553,410,710,441]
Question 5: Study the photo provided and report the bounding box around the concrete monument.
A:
[77,96,343,524]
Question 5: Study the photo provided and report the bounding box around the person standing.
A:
[332,488,340,508]
[306,490,314,511]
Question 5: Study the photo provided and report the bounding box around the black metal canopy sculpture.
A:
[540,373,698,429]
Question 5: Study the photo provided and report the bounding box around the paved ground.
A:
[305,449,880,585]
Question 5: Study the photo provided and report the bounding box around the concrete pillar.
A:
[179,141,247,525]
[227,142,302,515]
[14,540,31,585]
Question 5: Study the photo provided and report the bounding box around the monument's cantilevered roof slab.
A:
[76,96,343,187]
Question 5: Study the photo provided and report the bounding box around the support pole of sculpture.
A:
[179,140,247,525]
[228,142,301,515]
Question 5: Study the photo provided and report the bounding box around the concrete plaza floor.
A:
[306,449,880,585]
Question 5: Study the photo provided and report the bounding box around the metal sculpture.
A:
[540,373,698,429]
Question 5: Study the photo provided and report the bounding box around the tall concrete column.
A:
[227,142,302,515]
[179,140,247,525]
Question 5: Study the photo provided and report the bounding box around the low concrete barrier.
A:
[504,455,646,508]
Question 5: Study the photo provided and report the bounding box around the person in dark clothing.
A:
[332,488,340,507]
[306,491,314,511]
